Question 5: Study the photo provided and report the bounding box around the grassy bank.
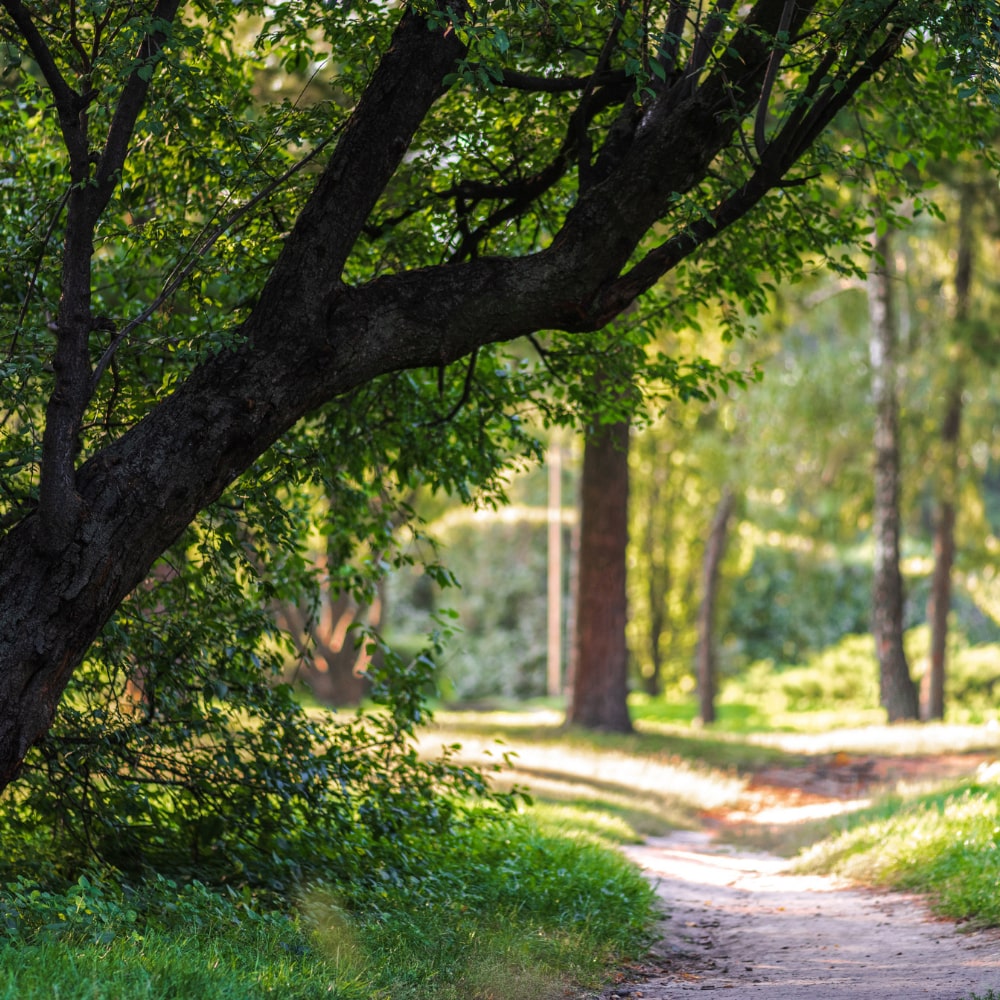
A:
[795,764,1000,928]
[6,699,998,998]
[0,809,656,1000]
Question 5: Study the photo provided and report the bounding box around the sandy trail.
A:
[609,830,1000,999]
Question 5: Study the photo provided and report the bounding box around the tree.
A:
[922,179,975,720]
[868,226,920,721]
[696,485,735,724]
[567,413,632,732]
[1,0,998,794]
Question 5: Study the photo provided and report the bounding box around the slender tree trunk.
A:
[566,417,633,732]
[924,490,956,720]
[868,227,919,721]
[696,486,734,725]
[923,185,973,721]
[640,447,668,697]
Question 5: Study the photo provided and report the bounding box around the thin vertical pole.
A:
[547,442,563,697]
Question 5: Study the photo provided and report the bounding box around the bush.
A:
[723,547,872,666]
[731,633,880,714]
[388,515,561,701]
[0,505,513,890]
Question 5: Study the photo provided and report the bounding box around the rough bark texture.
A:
[567,419,633,733]
[868,229,919,722]
[696,486,735,725]
[0,0,914,789]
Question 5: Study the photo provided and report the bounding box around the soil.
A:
[593,750,1000,1000]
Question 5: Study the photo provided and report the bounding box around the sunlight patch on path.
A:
[418,727,745,813]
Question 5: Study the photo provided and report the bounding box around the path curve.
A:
[610,831,1000,1000]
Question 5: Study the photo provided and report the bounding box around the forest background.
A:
[360,171,1000,730]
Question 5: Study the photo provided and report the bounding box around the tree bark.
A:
[566,418,633,732]
[636,432,669,697]
[868,228,919,722]
[696,486,735,725]
[923,184,973,721]
[0,0,917,791]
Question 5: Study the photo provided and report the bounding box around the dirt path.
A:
[601,758,1000,1000]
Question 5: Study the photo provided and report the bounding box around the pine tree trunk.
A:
[566,418,633,732]
[696,486,734,724]
[868,227,919,722]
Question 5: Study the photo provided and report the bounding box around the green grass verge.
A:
[0,809,656,1000]
[796,765,1000,928]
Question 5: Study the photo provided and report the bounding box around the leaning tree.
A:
[1,0,998,796]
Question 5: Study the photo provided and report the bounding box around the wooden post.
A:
[547,441,563,697]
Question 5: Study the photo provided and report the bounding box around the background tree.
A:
[696,485,735,724]
[567,406,633,732]
[868,226,920,720]
[923,183,974,720]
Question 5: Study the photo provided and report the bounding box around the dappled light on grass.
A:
[796,762,1000,927]
[743,721,1000,757]
[421,714,746,838]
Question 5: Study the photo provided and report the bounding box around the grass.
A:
[5,680,999,998]
[0,875,340,1000]
[0,808,657,1000]
[795,764,1000,928]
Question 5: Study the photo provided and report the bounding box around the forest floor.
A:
[597,748,1000,1000]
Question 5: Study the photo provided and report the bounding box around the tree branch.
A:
[93,0,182,204]
[90,132,338,392]
[253,4,470,330]
[0,0,76,106]
[1,0,88,167]
[594,23,908,317]
[495,67,627,92]
[686,0,736,79]
[753,0,795,157]
[428,348,479,425]
[659,1,691,74]
[444,76,630,260]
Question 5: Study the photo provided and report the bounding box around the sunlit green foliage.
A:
[2,0,1000,898]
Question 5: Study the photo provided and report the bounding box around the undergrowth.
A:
[0,810,656,1000]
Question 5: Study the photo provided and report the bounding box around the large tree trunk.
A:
[868,228,919,722]
[0,0,915,794]
[566,418,633,732]
[696,486,735,725]
[923,185,974,721]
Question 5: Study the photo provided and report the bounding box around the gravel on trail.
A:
[601,830,1000,1000]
